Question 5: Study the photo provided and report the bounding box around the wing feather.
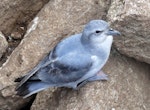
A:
[37,52,92,84]
[17,33,93,88]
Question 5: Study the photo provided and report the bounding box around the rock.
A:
[0,0,110,109]
[31,51,150,110]
[0,0,50,67]
[10,26,25,40]
[0,87,35,110]
[0,0,49,36]
[107,0,150,64]
[0,32,8,58]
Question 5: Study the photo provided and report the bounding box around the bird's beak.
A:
[106,29,121,36]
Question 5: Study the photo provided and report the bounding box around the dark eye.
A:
[95,30,102,33]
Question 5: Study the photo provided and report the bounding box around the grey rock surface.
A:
[0,32,8,58]
[107,0,150,64]
[0,0,49,36]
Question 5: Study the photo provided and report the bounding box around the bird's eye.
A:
[95,30,102,33]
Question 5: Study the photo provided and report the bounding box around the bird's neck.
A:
[81,35,113,58]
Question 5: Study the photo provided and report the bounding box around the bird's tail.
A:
[15,80,50,98]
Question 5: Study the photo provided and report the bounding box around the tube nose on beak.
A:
[106,29,121,36]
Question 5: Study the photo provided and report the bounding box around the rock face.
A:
[0,32,8,58]
[31,51,150,110]
[0,0,50,67]
[0,0,49,36]
[107,0,150,64]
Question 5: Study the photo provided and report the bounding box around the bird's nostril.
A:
[109,28,113,31]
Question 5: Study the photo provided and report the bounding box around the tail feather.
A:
[16,81,50,98]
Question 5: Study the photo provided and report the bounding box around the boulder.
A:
[0,32,8,59]
[0,0,49,36]
[107,0,150,64]
[0,0,50,68]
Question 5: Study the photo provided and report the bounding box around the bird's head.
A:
[81,20,121,45]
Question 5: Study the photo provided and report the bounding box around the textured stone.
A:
[0,0,110,109]
[0,0,49,36]
[0,32,8,58]
[31,51,150,110]
[107,0,150,64]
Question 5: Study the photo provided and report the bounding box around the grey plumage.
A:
[15,20,120,98]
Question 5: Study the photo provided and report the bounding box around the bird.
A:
[15,20,120,98]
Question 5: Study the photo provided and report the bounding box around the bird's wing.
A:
[17,47,93,89]
[36,50,93,85]
[17,33,93,88]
